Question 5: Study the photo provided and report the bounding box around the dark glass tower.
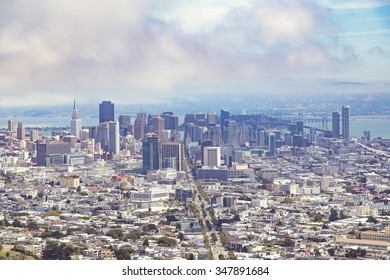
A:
[142,134,160,172]
[99,101,114,124]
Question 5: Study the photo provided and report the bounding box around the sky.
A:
[0,0,389,107]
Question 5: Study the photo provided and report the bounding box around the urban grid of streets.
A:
[1,103,390,260]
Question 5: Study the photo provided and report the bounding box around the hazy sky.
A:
[0,0,389,106]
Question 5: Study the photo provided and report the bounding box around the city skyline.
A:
[0,0,389,107]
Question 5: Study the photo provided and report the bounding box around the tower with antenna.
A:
[70,99,82,139]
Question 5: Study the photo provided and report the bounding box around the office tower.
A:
[184,114,196,125]
[137,112,147,124]
[332,112,340,138]
[8,120,17,132]
[70,100,82,139]
[30,130,40,142]
[256,128,265,147]
[238,124,250,146]
[88,126,98,140]
[17,122,25,141]
[296,121,304,134]
[203,146,221,167]
[207,112,217,126]
[99,101,114,123]
[161,130,172,142]
[142,134,160,172]
[134,117,145,140]
[220,109,230,143]
[342,105,350,139]
[195,113,206,123]
[212,124,223,146]
[161,112,178,140]
[36,142,72,166]
[108,121,120,155]
[268,133,276,156]
[161,142,184,171]
[118,115,131,136]
[187,123,203,142]
[97,122,109,151]
[227,120,238,146]
[151,116,164,138]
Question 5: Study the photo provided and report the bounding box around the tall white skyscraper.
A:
[203,146,221,167]
[70,100,82,139]
[108,121,120,155]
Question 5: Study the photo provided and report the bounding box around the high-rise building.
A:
[151,116,164,138]
[296,121,304,134]
[161,112,178,140]
[97,122,109,151]
[36,142,72,166]
[332,112,340,138]
[342,105,350,139]
[207,112,217,126]
[70,100,82,139]
[161,142,184,171]
[203,146,221,167]
[8,120,17,132]
[142,134,160,172]
[17,122,25,141]
[108,121,120,155]
[220,109,230,143]
[256,128,265,147]
[268,133,276,156]
[134,117,145,140]
[99,101,114,123]
[118,115,131,136]
[227,120,238,146]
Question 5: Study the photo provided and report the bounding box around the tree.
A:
[327,248,336,257]
[218,254,225,260]
[187,253,195,260]
[329,208,339,222]
[143,239,149,247]
[12,219,23,228]
[106,229,124,240]
[283,237,295,247]
[26,221,39,231]
[114,248,135,260]
[178,232,185,241]
[42,242,76,260]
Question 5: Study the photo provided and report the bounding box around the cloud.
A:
[0,0,388,107]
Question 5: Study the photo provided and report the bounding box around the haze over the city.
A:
[0,0,389,107]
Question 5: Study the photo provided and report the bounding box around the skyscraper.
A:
[134,117,145,140]
[70,100,82,139]
[332,112,340,138]
[118,115,131,136]
[36,142,72,166]
[227,120,238,146]
[220,109,230,143]
[203,147,221,167]
[142,134,160,172]
[108,121,120,155]
[17,122,25,141]
[342,105,350,139]
[256,128,265,147]
[99,101,114,123]
[161,142,184,171]
[268,133,276,156]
